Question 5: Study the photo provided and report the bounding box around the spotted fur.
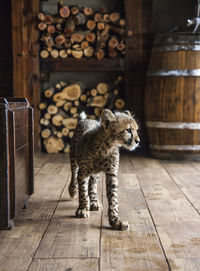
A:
[69,109,140,230]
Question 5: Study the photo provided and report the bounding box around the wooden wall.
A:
[0,2,13,97]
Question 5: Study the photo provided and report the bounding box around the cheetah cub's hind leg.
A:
[89,174,103,211]
[69,159,79,198]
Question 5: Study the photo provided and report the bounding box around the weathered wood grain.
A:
[100,166,169,270]
[34,173,102,259]
[28,258,99,271]
[132,157,200,269]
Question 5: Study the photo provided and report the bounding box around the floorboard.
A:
[0,153,200,271]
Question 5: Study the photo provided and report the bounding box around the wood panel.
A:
[125,0,153,151]
[34,174,102,259]
[132,157,200,269]
[12,0,40,151]
[100,164,169,270]
[0,1,13,97]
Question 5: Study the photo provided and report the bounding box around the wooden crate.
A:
[0,98,34,229]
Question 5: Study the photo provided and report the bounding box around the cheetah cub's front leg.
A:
[76,174,90,218]
[89,174,102,211]
[106,174,129,231]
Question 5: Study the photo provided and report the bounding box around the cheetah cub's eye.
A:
[126,128,132,133]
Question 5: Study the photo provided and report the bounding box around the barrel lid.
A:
[0,97,29,109]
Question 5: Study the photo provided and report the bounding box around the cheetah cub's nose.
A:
[135,139,140,144]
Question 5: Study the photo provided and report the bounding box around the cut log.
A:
[62,127,69,136]
[64,18,76,34]
[113,89,119,95]
[52,114,63,127]
[44,113,51,120]
[62,118,78,130]
[64,40,72,48]
[53,91,66,102]
[38,13,45,21]
[72,44,81,49]
[40,118,49,126]
[83,7,94,16]
[74,13,86,25]
[57,131,63,138]
[39,102,47,110]
[67,48,72,55]
[94,13,103,22]
[70,6,79,15]
[71,49,83,59]
[44,136,64,153]
[80,94,87,102]
[117,42,125,51]
[58,1,70,18]
[86,19,96,30]
[47,25,56,34]
[70,107,78,115]
[108,36,119,48]
[56,23,62,31]
[74,100,79,106]
[96,82,108,94]
[41,35,54,47]
[109,12,120,23]
[103,14,110,23]
[62,83,82,100]
[38,22,47,31]
[50,49,59,58]
[81,40,89,50]
[47,105,58,115]
[84,46,94,57]
[59,49,68,58]
[41,128,51,139]
[40,50,49,58]
[44,87,55,99]
[90,95,107,107]
[109,25,126,36]
[44,15,54,25]
[95,49,105,60]
[60,81,67,87]
[55,34,66,45]
[119,18,126,26]
[115,98,125,109]
[70,31,85,43]
[63,101,72,112]
[97,22,105,30]
[91,89,97,96]
[85,32,96,43]
[56,100,66,107]
[68,131,74,138]
[109,48,118,58]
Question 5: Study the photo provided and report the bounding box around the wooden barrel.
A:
[145,33,200,159]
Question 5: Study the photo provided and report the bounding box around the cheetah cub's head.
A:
[101,109,140,151]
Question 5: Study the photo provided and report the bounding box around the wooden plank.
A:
[161,161,200,212]
[100,164,169,270]
[28,258,99,271]
[40,58,125,72]
[0,156,70,271]
[34,173,103,259]
[132,157,200,269]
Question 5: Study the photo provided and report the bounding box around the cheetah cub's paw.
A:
[90,202,103,211]
[76,207,90,218]
[68,184,78,199]
[110,219,129,231]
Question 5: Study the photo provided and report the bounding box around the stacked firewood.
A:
[39,76,125,153]
[38,1,126,60]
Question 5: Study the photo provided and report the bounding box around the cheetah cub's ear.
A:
[124,110,132,116]
[101,109,116,130]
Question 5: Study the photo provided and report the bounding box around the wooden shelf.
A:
[40,58,125,73]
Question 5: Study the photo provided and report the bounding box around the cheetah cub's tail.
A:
[79,111,87,120]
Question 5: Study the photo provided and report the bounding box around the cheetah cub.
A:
[69,109,140,231]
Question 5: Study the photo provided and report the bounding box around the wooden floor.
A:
[1,153,200,271]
